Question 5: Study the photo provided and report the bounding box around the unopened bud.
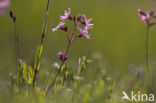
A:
[77,14,82,21]
[58,51,63,61]
[60,26,67,32]
[68,16,73,20]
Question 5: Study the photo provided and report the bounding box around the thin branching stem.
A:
[146,23,150,70]
[10,11,21,70]
[33,0,50,88]
[10,11,21,88]
[44,41,71,96]
[41,0,50,44]
[45,21,77,96]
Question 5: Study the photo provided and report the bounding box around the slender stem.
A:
[45,41,71,96]
[62,64,67,86]
[10,11,21,71]
[41,0,50,44]
[14,20,21,69]
[10,11,21,88]
[33,0,50,88]
[146,23,150,70]
[44,20,77,96]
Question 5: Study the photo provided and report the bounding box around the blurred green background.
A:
[0,0,156,102]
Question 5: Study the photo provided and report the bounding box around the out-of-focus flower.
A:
[52,22,65,32]
[138,8,156,24]
[60,8,72,21]
[0,0,10,15]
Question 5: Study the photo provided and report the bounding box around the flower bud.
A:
[77,14,82,21]
[58,51,68,61]
[60,26,67,32]
[78,34,83,38]
[150,22,156,26]
[9,11,13,18]
[64,55,68,61]
[81,21,86,25]
[68,16,73,20]
[150,10,154,16]
[138,9,146,16]
[9,10,16,22]
[58,51,63,61]
[73,16,76,21]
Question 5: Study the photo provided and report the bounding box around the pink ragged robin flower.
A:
[138,8,156,24]
[60,8,72,21]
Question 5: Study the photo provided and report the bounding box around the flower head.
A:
[60,8,72,21]
[53,8,93,39]
[76,15,93,39]
[77,25,90,39]
[83,15,93,30]
[52,22,65,32]
[138,8,156,24]
[0,0,10,15]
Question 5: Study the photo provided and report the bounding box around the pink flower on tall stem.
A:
[138,8,156,70]
[46,8,94,96]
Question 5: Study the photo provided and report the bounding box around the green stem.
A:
[10,11,21,88]
[146,23,150,70]
[44,20,77,96]
[44,41,71,96]
[33,0,50,88]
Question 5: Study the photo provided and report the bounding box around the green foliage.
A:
[34,44,43,70]
[78,56,93,76]
[66,68,75,85]
[27,66,34,84]
[11,60,35,92]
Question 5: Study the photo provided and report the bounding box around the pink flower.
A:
[52,22,65,32]
[77,15,93,39]
[53,8,93,39]
[138,9,156,24]
[77,25,90,39]
[84,15,93,30]
[60,8,72,21]
[0,0,10,14]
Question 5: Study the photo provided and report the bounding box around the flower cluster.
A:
[52,8,93,39]
[0,0,10,14]
[52,8,93,62]
[138,9,156,26]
